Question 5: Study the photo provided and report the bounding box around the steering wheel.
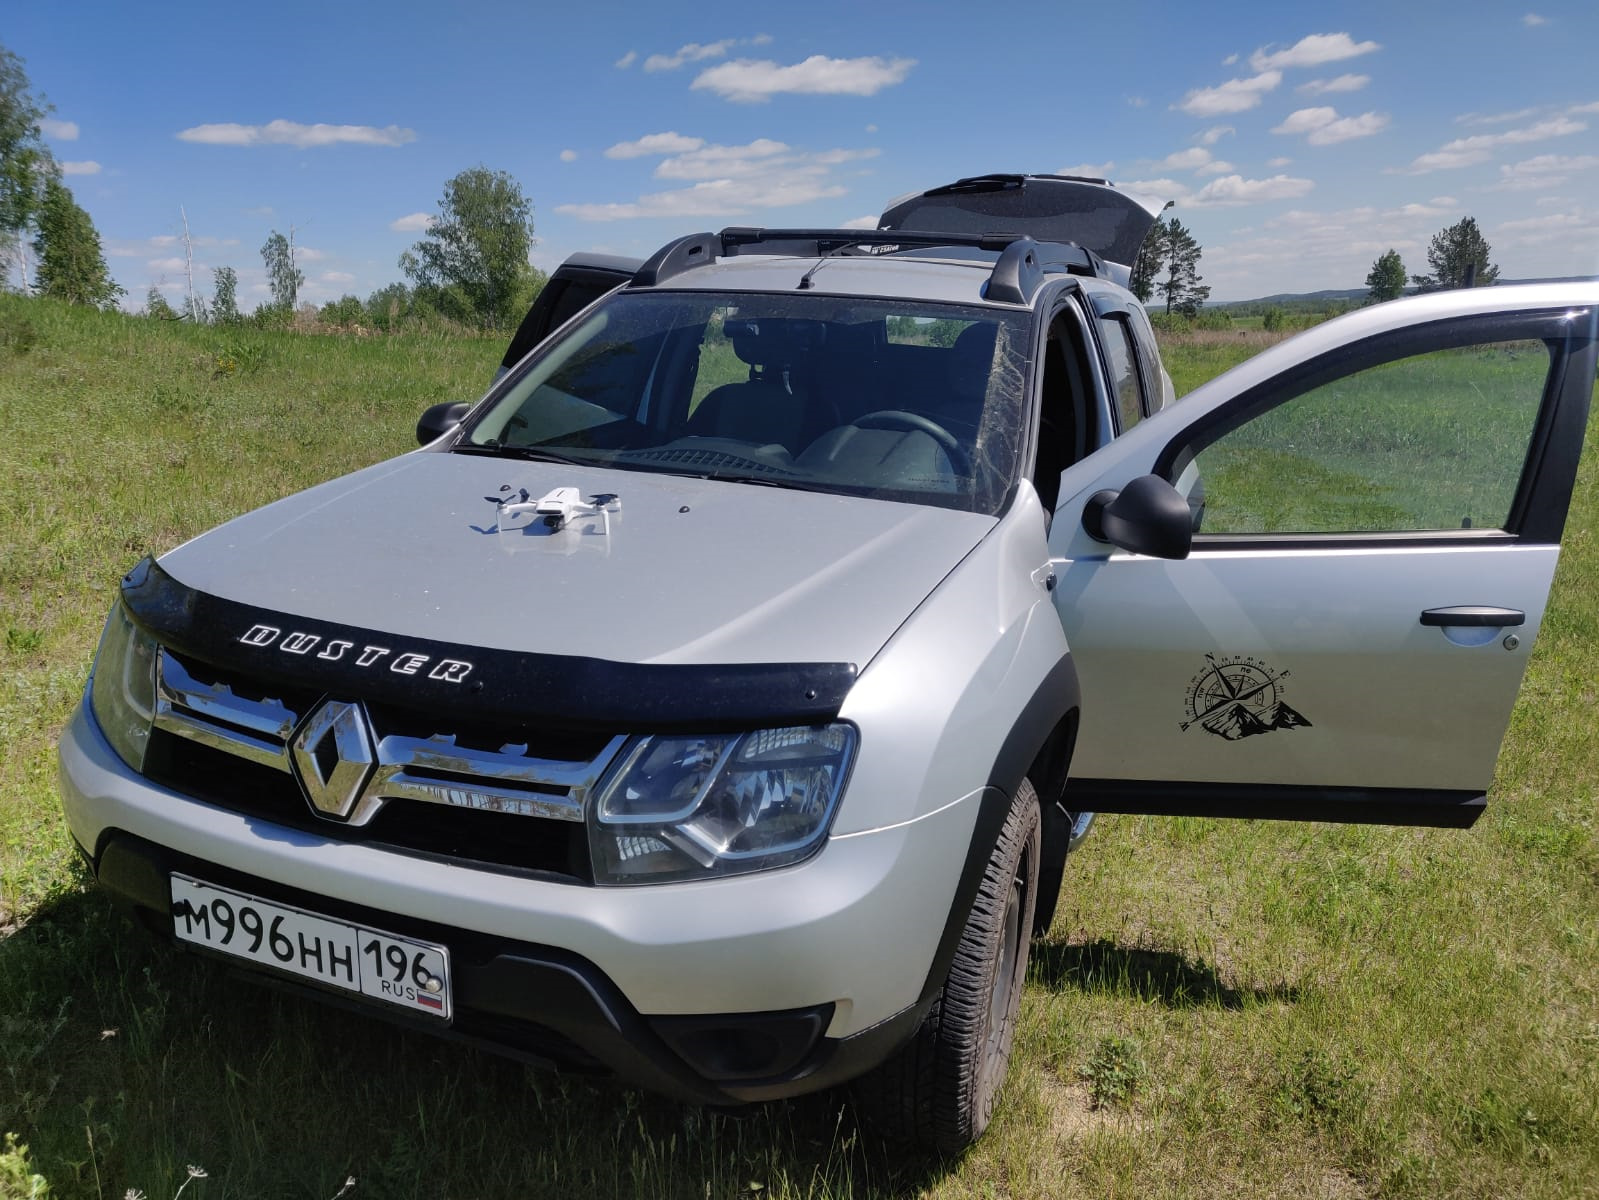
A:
[852,410,971,475]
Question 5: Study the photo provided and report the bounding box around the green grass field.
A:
[2,297,1596,1198]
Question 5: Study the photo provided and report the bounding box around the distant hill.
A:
[1215,276,1588,310]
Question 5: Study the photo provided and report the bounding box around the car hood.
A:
[158,451,995,669]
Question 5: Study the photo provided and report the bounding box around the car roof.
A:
[628,228,1127,310]
[643,252,1026,308]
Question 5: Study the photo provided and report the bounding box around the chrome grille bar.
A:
[152,650,624,826]
[154,651,298,773]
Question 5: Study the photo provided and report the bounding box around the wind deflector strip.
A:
[119,558,856,732]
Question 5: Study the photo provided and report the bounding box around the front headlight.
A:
[589,724,856,884]
[89,601,159,772]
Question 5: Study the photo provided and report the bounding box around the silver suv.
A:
[58,174,1599,1153]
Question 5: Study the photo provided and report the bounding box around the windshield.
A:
[463,290,1030,514]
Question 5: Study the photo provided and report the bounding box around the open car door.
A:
[1048,282,1598,827]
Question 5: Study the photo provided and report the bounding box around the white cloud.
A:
[691,55,915,103]
[1190,174,1315,207]
[1057,160,1115,178]
[293,247,327,263]
[1197,159,1235,176]
[40,118,78,140]
[654,138,790,180]
[1402,115,1586,173]
[1495,209,1599,250]
[61,160,101,175]
[1249,32,1381,73]
[321,271,356,285]
[557,172,850,221]
[1118,178,1189,202]
[1568,100,1599,115]
[1458,106,1540,126]
[1267,156,1293,167]
[1297,73,1369,96]
[644,39,736,72]
[751,33,773,45]
[840,215,879,229]
[605,131,705,159]
[865,123,878,133]
[1491,153,1599,191]
[1159,147,1215,171]
[146,257,188,272]
[615,50,637,69]
[176,120,416,148]
[389,212,435,232]
[1222,52,1239,66]
[1126,95,1148,108]
[1197,125,1235,146]
[1523,13,1548,26]
[559,149,578,162]
[561,140,880,222]
[1175,71,1281,117]
[1273,107,1390,145]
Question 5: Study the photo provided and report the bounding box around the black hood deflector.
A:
[121,558,856,732]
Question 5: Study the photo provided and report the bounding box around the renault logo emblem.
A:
[290,700,376,820]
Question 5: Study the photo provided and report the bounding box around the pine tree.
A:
[1411,217,1499,291]
[1156,218,1210,317]
[32,176,122,307]
[1365,249,1407,302]
[1130,224,1164,304]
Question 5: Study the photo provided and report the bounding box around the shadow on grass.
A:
[1030,937,1300,1009]
[0,879,947,1199]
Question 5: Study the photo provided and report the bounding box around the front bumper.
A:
[59,699,981,1102]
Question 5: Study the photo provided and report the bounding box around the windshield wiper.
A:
[455,439,590,466]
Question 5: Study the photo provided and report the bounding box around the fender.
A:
[918,656,1081,1006]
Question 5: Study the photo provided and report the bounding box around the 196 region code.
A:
[170,875,452,1019]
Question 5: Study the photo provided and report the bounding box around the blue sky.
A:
[9,1,1599,306]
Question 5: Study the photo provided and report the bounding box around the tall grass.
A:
[1,296,1595,1197]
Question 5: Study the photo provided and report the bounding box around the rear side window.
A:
[1097,316,1145,434]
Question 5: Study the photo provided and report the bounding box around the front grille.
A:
[145,650,616,881]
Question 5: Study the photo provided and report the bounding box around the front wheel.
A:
[854,780,1041,1156]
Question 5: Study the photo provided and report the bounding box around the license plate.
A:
[170,875,452,1021]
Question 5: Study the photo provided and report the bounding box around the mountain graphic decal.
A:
[1182,655,1312,741]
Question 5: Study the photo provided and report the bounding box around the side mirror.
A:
[1082,474,1192,560]
[416,401,470,446]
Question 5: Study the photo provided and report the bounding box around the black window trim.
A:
[1151,309,1597,550]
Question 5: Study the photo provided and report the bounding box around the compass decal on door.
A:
[1182,654,1312,741]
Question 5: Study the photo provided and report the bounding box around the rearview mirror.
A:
[416,401,470,446]
[1082,474,1192,560]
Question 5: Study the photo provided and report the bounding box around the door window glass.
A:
[1097,317,1144,434]
[1187,340,1552,534]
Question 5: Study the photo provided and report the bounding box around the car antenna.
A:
[797,240,863,290]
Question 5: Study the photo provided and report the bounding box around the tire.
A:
[854,780,1042,1156]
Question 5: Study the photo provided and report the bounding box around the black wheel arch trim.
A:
[917,656,1080,1006]
[119,557,856,733]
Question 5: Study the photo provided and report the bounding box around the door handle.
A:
[1419,606,1526,628]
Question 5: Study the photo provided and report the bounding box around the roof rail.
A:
[630,226,1109,302]
[630,232,719,287]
